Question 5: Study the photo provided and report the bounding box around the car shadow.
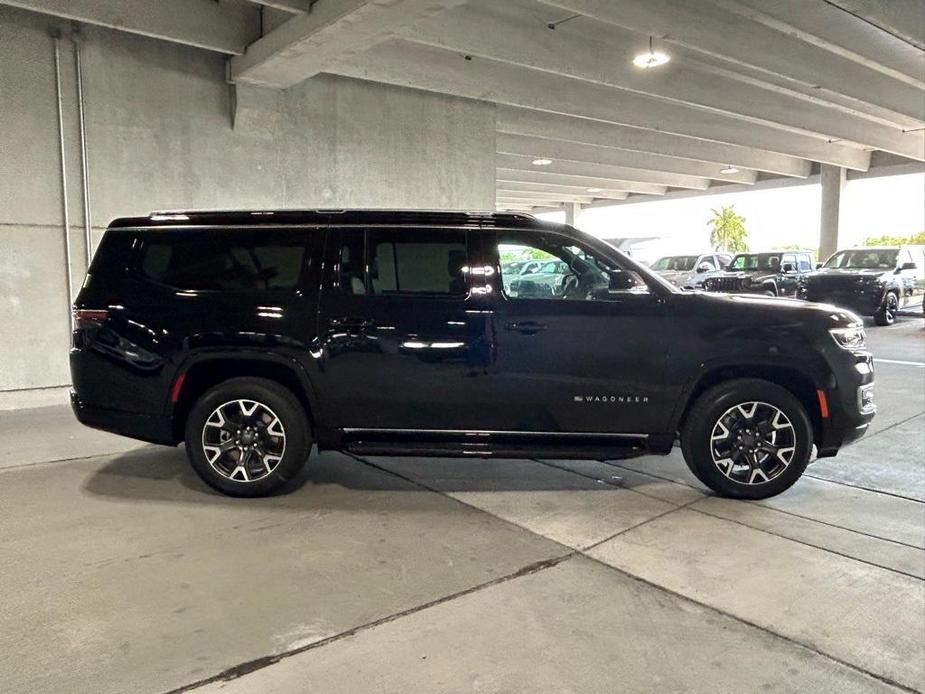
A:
[81,444,651,506]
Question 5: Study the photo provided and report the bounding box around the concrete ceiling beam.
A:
[241,0,312,14]
[0,0,257,54]
[498,137,714,189]
[825,0,925,51]
[721,0,925,90]
[538,0,924,126]
[497,107,804,178]
[498,132,758,185]
[231,0,466,87]
[497,168,668,196]
[405,0,923,158]
[498,194,595,204]
[331,40,872,170]
[497,183,630,201]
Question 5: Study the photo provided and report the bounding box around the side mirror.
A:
[608,271,633,291]
[899,261,917,271]
[815,262,823,270]
[696,262,712,273]
[782,262,795,273]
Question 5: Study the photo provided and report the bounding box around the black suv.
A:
[799,246,925,325]
[71,210,875,500]
[701,251,815,296]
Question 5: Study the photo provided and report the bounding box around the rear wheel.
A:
[185,377,311,497]
[874,291,898,326]
[681,378,813,499]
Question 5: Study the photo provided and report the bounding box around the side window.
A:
[781,254,797,272]
[332,228,469,297]
[496,232,649,301]
[699,256,716,271]
[138,230,307,291]
[798,254,813,272]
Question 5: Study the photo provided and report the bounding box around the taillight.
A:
[74,309,109,330]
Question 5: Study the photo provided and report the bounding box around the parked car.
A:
[650,253,732,289]
[799,245,925,325]
[507,258,569,297]
[71,210,875,500]
[702,250,815,297]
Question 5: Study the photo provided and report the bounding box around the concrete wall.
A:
[0,5,496,409]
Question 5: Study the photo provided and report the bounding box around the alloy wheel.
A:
[885,293,898,322]
[201,399,286,482]
[709,401,796,485]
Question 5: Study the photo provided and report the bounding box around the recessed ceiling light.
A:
[586,187,602,193]
[720,165,740,174]
[633,36,670,69]
[532,158,553,166]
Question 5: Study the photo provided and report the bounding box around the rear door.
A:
[315,227,494,430]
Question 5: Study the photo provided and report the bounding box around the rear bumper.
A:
[71,392,175,445]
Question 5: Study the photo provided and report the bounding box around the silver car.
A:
[650,253,732,290]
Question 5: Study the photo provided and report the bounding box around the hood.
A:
[656,269,697,285]
[712,268,778,280]
[806,267,890,281]
[677,291,862,330]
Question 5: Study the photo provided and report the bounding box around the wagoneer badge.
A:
[574,395,649,404]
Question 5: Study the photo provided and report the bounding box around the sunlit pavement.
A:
[1,315,922,694]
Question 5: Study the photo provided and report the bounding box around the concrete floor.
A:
[1,316,922,694]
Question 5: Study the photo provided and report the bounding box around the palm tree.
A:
[708,205,749,253]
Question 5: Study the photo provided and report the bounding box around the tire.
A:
[874,291,898,326]
[681,378,813,499]
[184,377,311,497]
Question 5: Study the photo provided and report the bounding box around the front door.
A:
[484,229,672,435]
[315,227,494,431]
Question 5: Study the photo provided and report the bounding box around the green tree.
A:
[708,205,749,253]
[863,231,925,246]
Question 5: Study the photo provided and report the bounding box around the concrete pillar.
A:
[819,164,846,262]
[564,202,582,227]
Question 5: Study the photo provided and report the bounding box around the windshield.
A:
[729,253,781,271]
[651,255,697,272]
[824,249,898,270]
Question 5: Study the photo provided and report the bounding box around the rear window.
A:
[138,230,307,291]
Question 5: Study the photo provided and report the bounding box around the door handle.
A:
[330,317,374,331]
[505,321,547,335]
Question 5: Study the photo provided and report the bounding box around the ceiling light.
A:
[532,158,553,166]
[633,36,670,69]
[720,165,740,174]
[586,187,602,193]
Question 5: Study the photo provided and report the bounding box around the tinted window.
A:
[824,249,898,269]
[139,230,307,291]
[651,256,697,271]
[730,253,781,271]
[333,228,468,297]
[496,231,649,301]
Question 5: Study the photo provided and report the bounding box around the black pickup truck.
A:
[70,210,875,499]
[700,251,815,297]
[799,246,925,325]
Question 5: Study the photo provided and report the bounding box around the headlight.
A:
[830,325,866,350]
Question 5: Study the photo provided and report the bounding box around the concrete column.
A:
[819,164,846,262]
[564,201,582,227]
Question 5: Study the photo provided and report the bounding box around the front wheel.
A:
[874,291,898,326]
[681,378,813,499]
[185,377,311,497]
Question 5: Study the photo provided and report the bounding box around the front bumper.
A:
[801,286,883,316]
[814,350,876,457]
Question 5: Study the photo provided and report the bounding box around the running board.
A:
[339,428,652,460]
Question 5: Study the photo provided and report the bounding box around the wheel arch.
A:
[167,354,318,444]
[673,363,823,447]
